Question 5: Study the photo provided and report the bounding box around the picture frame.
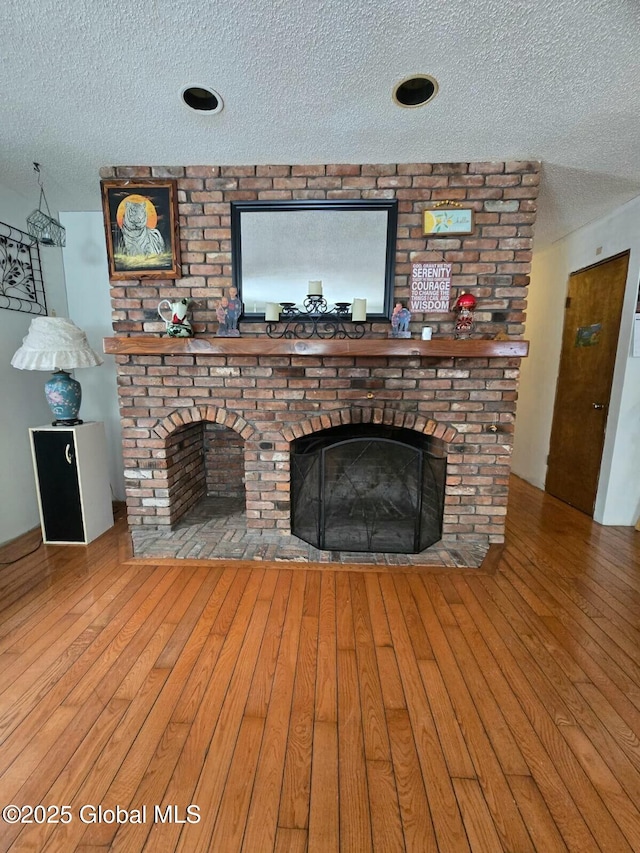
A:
[100,179,181,279]
[422,206,474,236]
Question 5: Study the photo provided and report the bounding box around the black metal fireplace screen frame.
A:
[290,424,446,553]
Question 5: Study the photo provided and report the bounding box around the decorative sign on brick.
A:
[410,263,452,313]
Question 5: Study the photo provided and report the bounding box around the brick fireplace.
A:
[104,160,538,565]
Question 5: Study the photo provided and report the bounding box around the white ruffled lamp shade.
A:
[11,317,103,425]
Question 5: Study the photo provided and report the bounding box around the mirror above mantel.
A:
[230,199,398,321]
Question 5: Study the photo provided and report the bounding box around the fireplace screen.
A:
[291,424,446,553]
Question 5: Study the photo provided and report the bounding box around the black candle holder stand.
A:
[265,297,366,339]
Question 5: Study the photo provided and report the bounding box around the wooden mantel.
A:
[103,336,529,358]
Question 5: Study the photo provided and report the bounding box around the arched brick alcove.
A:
[126,406,257,527]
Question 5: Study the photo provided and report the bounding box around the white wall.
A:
[513,196,640,526]
[60,212,125,502]
[0,183,68,543]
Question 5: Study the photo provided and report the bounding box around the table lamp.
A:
[11,317,103,425]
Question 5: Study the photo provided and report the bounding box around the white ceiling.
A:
[2,0,640,249]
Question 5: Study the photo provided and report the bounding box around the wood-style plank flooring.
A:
[0,476,639,852]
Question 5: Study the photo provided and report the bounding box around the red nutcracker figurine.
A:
[453,291,477,339]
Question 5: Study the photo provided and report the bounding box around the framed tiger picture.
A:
[101,179,181,280]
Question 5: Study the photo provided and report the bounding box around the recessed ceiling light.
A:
[393,75,438,108]
[181,85,223,114]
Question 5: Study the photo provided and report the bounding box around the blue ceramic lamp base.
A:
[44,370,83,426]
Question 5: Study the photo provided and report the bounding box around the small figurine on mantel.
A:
[453,291,477,339]
[389,301,412,338]
[216,287,243,337]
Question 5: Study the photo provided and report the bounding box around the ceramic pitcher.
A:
[158,298,193,337]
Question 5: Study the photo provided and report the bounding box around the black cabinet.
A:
[29,422,114,545]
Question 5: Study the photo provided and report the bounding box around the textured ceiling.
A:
[2,0,640,248]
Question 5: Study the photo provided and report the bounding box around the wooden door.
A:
[545,252,629,515]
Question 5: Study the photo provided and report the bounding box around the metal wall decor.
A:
[0,221,47,315]
[266,297,365,339]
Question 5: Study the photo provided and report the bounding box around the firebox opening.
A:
[165,421,246,528]
[291,424,446,554]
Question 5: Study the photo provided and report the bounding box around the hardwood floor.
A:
[0,476,639,852]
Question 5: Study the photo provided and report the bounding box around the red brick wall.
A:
[103,161,538,339]
[204,423,245,499]
[165,422,206,524]
[107,161,539,553]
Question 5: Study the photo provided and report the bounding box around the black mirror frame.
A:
[230,198,398,321]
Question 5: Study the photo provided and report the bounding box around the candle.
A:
[352,298,367,321]
[265,302,280,322]
[421,326,433,340]
[308,280,323,296]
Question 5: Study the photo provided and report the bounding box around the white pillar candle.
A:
[352,298,367,321]
[308,280,323,296]
[421,326,433,340]
[265,302,280,322]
